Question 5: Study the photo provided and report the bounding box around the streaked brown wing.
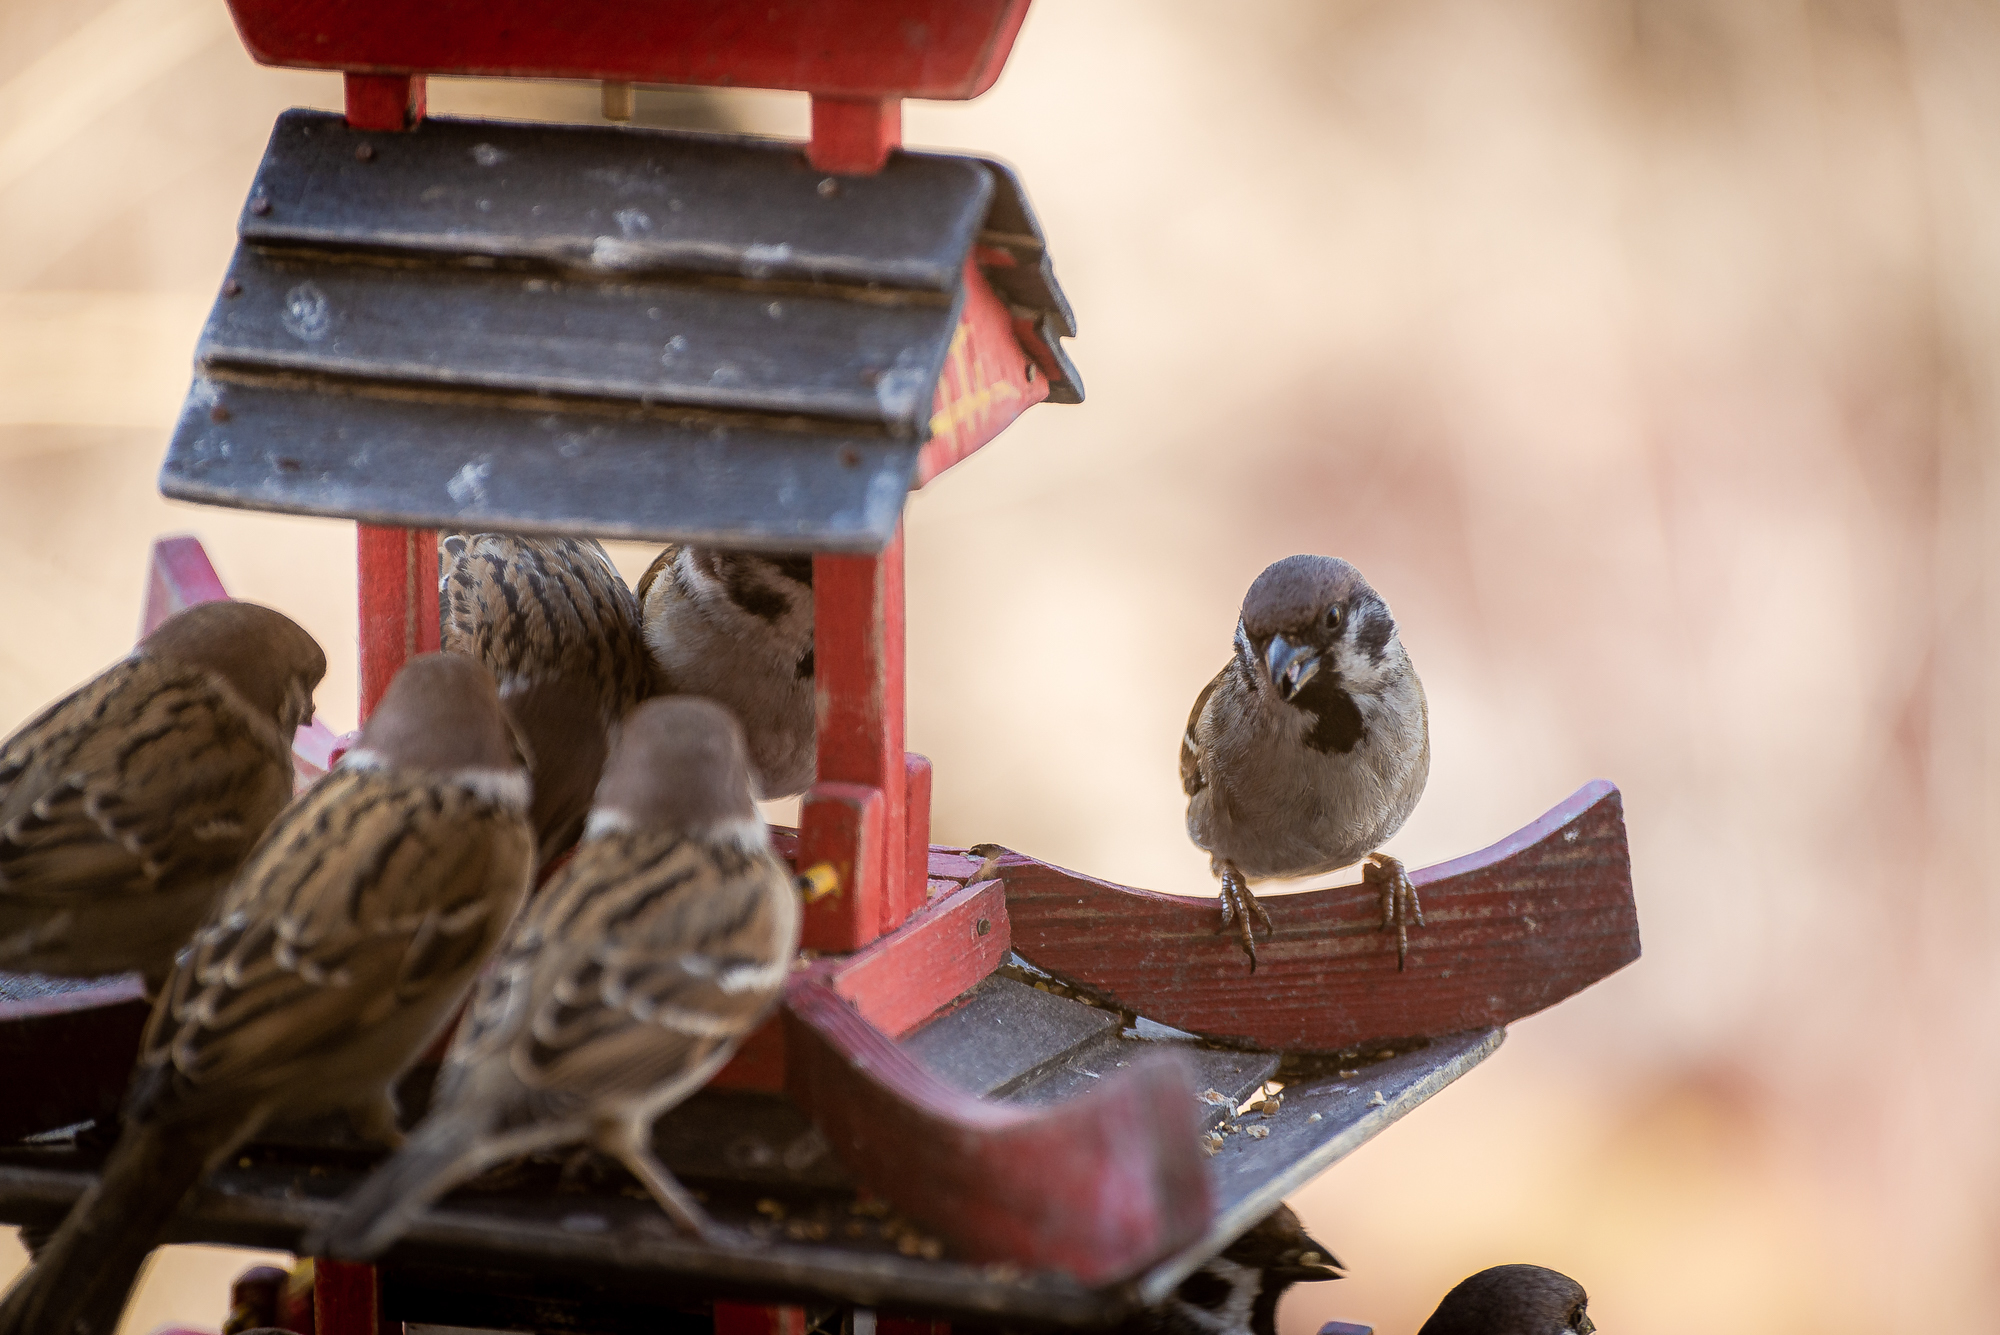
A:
[0,661,289,906]
[1180,665,1226,798]
[497,832,791,1099]
[141,767,532,1118]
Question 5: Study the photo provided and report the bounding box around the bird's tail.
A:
[0,1115,245,1335]
[307,1103,519,1261]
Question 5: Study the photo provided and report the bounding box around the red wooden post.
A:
[902,752,934,922]
[342,72,426,131]
[315,1258,390,1334]
[357,524,440,720]
[714,1301,808,1335]
[800,528,908,950]
[807,95,901,174]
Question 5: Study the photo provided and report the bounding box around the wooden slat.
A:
[828,879,1010,1039]
[1001,782,1639,1052]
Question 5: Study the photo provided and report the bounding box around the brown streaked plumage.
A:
[440,532,649,864]
[1183,556,1429,970]
[0,600,325,991]
[0,654,534,1335]
[636,543,815,799]
[1417,1265,1595,1335]
[438,532,655,725]
[311,696,800,1259]
[1134,1204,1342,1335]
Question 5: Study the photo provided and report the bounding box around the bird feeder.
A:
[0,3,1641,1332]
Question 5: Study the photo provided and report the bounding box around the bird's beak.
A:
[1576,1315,1596,1335]
[1264,634,1321,702]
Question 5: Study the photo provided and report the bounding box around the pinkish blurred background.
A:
[4,1,1998,1332]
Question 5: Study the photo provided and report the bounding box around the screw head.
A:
[837,445,862,468]
[354,143,376,163]
[248,195,271,216]
[209,404,232,423]
[221,279,242,298]
[817,177,839,198]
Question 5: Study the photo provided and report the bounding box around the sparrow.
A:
[636,544,815,799]
[440,532,652,863]
[1182,556,1429,970]
[1417,1265,1595,1335]
[1137,1204,1342,1335]
[0,654,534,1335]
[439,531,656,726]
[0,600,326,992]
[309,695,801,1259]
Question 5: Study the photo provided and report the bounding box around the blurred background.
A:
[3,0,1998,1331]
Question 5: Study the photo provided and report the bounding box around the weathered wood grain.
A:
[1002,782,1639,1052]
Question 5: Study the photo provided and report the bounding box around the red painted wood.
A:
[785,974,1212,1283]
[314,1257,388,1335]
[708,1013,786,1092]
[356,525,440,721]
[919,261,1051,485]
[808,95,902,174]
[900,752,934,927]
[1000,782,1641,1052]
[878,1320,950,1335]
[226,0,1032,100]
[798,782,886,955]
[140,534,229,635]
[802,529,906,948]
[343,72,426,131]
[828,878,1009,1039]
[714,1302,807,1335]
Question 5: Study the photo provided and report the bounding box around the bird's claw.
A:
[1215,864,1272,971]
[1364,852,1422,970]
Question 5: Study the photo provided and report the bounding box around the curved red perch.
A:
[998,781,1639,1052]
[785,974,1212,1285]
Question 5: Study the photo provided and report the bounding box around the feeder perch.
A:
[0,1,1641,1330]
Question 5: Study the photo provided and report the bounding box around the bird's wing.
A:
[440,535,654,718]
[461,831,793,1107]
[136,767,532,1120]
[0,661,290,906]
[1180,665,1227,798]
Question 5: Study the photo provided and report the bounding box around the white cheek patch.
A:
[583,808,636,839]
[449,767,531,810]
[338,747,389,772]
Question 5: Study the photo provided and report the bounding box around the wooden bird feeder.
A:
[0,4,1641,1333]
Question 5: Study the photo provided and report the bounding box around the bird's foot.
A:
[1214,862,1273,972]
[1363,852,1423,971]
[603,1124,736,1246]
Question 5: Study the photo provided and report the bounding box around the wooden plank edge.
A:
[1131,1028,1505,1306]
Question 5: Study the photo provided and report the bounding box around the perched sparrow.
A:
[0,600,325,992]
[440,533,651,863]
[636,544,815,799]
[439,532,656,726]
[0,654,534,1335]
[1182,556,1429,970]
[1417,1265,1595,1335]
[311,696,801,1258]
[1138,1204,1341,1335]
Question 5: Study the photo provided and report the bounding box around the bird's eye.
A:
[1325,605,1343,631]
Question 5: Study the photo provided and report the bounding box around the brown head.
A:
[591,696,758,837]
[353,653,524,775]
[1238,555,1403,703]
[141,600,327,736]
[1417,1265,1594,1335]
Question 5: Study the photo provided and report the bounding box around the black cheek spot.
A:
[1352,602,1392,666]
[769,554,814,588]
[1176,1268,1237,1311]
